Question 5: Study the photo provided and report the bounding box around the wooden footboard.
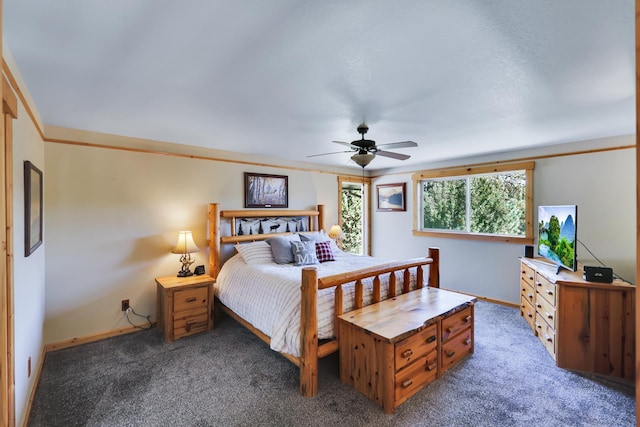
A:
[299,248,440,397]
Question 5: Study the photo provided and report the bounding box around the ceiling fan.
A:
[309,124,418,168]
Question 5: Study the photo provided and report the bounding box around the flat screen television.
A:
[537,205,577,272]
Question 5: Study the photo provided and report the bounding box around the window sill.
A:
[412,229,534,245]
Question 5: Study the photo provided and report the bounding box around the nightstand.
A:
[155,274,215,342]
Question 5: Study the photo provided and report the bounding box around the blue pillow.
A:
[266,234,301,264]
[291,241,319,266]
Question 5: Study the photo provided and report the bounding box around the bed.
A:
[207,203,440,397]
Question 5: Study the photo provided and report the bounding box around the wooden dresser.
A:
[519,258,635,380]
[338,287,476,414]
[156,274,215,342]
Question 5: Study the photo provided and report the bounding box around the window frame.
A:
[412,161,534,244]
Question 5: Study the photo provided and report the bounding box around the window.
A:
[338,176,371,255]
[413,162,534,243]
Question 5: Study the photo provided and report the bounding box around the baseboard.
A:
[44,322,156,353]
[21,346,46,427]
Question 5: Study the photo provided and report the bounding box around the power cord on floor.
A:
[125,306,154,330]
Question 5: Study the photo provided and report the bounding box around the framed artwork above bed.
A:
[244,172,288,208]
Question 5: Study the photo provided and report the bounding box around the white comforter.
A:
[215,251,418,357]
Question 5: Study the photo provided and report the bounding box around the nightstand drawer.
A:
[395,324,438,372]
[174,312,209,338]
[174,286,208,312]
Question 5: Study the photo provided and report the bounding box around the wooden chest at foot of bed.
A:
[338,287,476,414]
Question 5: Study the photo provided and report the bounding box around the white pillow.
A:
[235,241,274,265]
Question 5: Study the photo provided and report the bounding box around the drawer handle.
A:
[546,335,553,343]
[401,349,413,358]
[527,313,533,318]
[426,335,436,344]
[535,322,542,329]
[536,303,542,308]
[401,379,413,389]
[464,337,471,345]
[463,315,472,323]
[529,276,534,281]
[426,362,437,371]
[527,294,533,300]
[546,313,553,320]
[537,282,542,287]
[185,297,198,303]
[446,327,453,333]
[546,290,553,296]
[185,320,204,332]
[446,350,456,358]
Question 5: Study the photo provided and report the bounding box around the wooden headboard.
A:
[207,203,325,278]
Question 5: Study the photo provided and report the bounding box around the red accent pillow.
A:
[315,241,335,263]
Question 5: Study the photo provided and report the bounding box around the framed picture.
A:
[24,161,43,256]
[376,183,406,212]
[244,172,288,208]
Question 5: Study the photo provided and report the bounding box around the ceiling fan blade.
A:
[332,140,358,149]
[307,150,352,158]
[376,150,411,160]
[376,141,418,149]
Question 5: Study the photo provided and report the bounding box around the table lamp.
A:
[172,230,200,277]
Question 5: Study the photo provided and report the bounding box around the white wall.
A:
[372,136,636,304]
[44,142,342,344]
[7,67,46,427]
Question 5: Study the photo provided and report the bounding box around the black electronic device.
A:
[194,265,205,275]
[583,266,613,283]
[524,245,534,258]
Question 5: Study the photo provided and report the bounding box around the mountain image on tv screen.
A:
[538,205,577,270]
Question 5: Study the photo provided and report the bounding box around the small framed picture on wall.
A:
[376,183,406,212]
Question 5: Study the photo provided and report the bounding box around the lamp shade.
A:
[328,224,345,239]
[171,231,200,255]
[351,153,375,168]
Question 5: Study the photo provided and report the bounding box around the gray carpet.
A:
[28,301,634,426]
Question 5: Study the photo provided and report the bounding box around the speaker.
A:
[583,266,613,283]
[524,245,534,258]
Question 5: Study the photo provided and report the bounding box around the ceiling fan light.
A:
[351,153,375,168]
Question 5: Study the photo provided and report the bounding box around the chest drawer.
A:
[535,293,556,329]
[174,312,209,338]
[520,297,536,331]
[521,263,535,287]
[535,313,556,358]
[535,274,556,306]
[395,350,438,404]
[395,324,438,372]
[441,306,473,343]
[441,328,473,371]
[520,279,535,306]
[174,286,208,313]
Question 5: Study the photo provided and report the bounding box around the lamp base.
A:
[177,270,194,277]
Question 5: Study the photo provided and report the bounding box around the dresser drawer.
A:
[395,324,438,371]
[535,313,556,358]
[395,350,438,404]
[535,293,556,329]
[520,279,535,306]
[521,263,535,287]
[441,328,473,371]
[441,306,473,343]
[174,286,209,312]
[520,297,536,331]
[535,274,556,306]
[174,311,209,338]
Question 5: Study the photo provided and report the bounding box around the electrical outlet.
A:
[121,299,130,311]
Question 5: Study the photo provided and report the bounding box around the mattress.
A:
[215,250,419,357]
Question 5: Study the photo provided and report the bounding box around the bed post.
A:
[208,203,221,278]
[300,267,319,397]
[317,204,325,232]
[428,247,440,288]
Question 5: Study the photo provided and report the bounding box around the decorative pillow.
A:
[266,234,301,264]
[299,231,329,242]
[315,241,335,263]
[290,241,319,266]
[234,241,274,265]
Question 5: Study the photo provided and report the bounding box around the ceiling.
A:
[3,1,635,171]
